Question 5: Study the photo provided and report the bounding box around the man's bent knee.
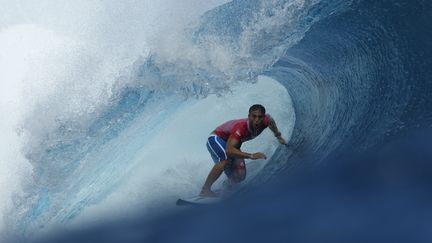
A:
[231,159,246,182]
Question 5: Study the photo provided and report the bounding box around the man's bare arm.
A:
[226,138,266,160]
[268,115,286,145]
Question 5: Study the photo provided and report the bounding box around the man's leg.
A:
[201,135,229,197]
[230,158,246,183]
[235,159,247,182]
[224,159,246,190]
[201,159,230,197]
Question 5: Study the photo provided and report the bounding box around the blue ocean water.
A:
[3,0,432,242]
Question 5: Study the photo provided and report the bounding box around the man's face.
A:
[248,109,265,130]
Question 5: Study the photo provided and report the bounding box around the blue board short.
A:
[206,135,245,178]
[206,135,228,162]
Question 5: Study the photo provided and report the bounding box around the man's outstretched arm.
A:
[268,115,286,145]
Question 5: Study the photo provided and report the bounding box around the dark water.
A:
[27,0,432,242]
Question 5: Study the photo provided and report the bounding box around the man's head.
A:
[249,104,266,114]
[248,104,266,130]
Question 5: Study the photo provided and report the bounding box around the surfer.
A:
[200,104,286,197]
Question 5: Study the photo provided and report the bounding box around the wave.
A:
[2,0,432,241]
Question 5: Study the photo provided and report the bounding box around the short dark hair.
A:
[249,104,266,114]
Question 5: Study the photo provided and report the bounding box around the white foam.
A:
[0,0,231,235]
[0,25,46,233]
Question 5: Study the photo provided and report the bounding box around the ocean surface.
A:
[1,0,431,242]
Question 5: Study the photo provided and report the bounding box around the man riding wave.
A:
[200,104,286,197]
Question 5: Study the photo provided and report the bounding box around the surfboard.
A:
[176,193,222,206]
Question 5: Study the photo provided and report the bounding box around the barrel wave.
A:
[2,0,432,242]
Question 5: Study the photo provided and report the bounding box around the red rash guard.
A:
[214,114,270,143]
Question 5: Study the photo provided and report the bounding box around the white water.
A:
[0,0,230,236]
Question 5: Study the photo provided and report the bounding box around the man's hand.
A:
[250,152,267,160]
[277,136,286,145]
